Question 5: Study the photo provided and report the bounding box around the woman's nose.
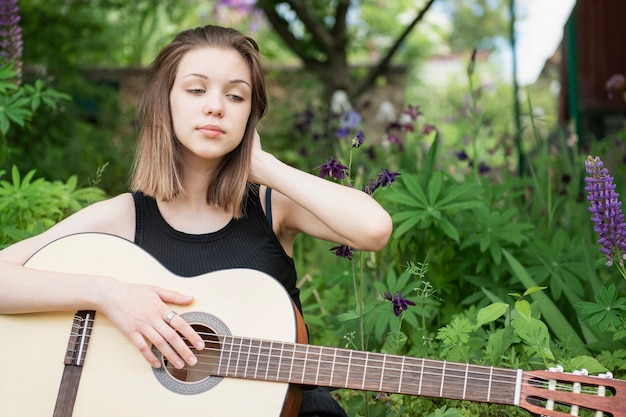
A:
[203,93,224,116]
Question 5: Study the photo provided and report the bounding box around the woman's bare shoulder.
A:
[0,193,136,265]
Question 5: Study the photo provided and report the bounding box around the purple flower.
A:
[455,150,469,161]
[329,244,354,260]
[376,168,400,187]
[361,178,378,195]
[422,124,437,135]
[316,156,348,180]
[385,133,404,151]
[340,110,362,129]
[403,105,423,121]
[477,162,491,174]
[361,168,400,195]
[335,110,362,139]
[351,131,364,148]
[0,0,23,82]
[334,126,350,139]
[585,155,626,267]
[383,291,416,317]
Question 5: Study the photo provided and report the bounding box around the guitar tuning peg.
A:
[598,371,614,379]
[548,365,564,373]
[572,369,589,376]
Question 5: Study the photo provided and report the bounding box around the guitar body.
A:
[0,233,299,417]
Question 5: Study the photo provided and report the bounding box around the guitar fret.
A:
[245,338,254,379]
[315,348,322,385]
[330,348,337,385]
[440,360,446,398]
[302,345,309,384]
[346,350,353,388]
[253,341,261,379]
[223,337,233,376]
[361,352,368,390]
[287,343,296,383]
[398,356,405,393]
[264,341,273,380]
[462,363,469,399]
[418,358,424,395]
[487,366,493,402]
[328,348,350,388]
[276,342,285,381]
[379,354,387,392]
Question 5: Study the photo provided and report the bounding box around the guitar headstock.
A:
[520,367,625,417]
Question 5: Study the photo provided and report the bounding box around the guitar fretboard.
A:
[214,335,521,405]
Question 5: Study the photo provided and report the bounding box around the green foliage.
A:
[290,53,626,415]
[388,165,484,243]
[578,284,626,333]
[0,165,106,248]
[0,62,70,156]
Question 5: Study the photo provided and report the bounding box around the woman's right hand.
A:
[99,279,205,369]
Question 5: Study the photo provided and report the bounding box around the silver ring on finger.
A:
[164,310,177,326]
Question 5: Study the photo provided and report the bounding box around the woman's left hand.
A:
[249,129,268,185]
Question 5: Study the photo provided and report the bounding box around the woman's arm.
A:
[250,133,393,251]
[0,194,205,368]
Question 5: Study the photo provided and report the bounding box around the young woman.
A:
[0,25,392,416]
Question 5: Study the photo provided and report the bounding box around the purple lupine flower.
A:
[585,155,626,267]
[329,244,354,260]
[0,0,23,82]
[316,156,348,180]
[383,291,416,317]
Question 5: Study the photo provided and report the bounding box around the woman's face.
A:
[169,46,252,166]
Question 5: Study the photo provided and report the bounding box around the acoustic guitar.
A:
[0,233,623,416]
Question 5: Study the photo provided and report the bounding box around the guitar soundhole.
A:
[152,311,230,395]
[164,324,220,383]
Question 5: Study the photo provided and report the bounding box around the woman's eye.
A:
[228,94,244,102]
[187,89,205,95]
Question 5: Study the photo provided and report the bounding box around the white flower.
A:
[330,90,352,114]
[377,100,396,124]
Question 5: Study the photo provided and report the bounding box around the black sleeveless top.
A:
[132,186,301,311]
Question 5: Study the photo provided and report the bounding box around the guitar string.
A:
[62,323,613,397]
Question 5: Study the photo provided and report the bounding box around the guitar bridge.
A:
[64,310,96,367]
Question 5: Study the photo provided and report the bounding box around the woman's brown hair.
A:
[130,25,268,218]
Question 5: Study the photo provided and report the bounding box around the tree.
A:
[252,0,438,104]
[436,0,511,51]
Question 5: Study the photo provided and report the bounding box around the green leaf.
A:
[503,249,588,353]
[514,299,532,321]
[475,302,509,329]
[524,286,547,297]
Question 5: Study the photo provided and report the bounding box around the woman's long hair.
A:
[130,25,268,218]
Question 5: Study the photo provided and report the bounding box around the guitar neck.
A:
[213,335,521,406]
